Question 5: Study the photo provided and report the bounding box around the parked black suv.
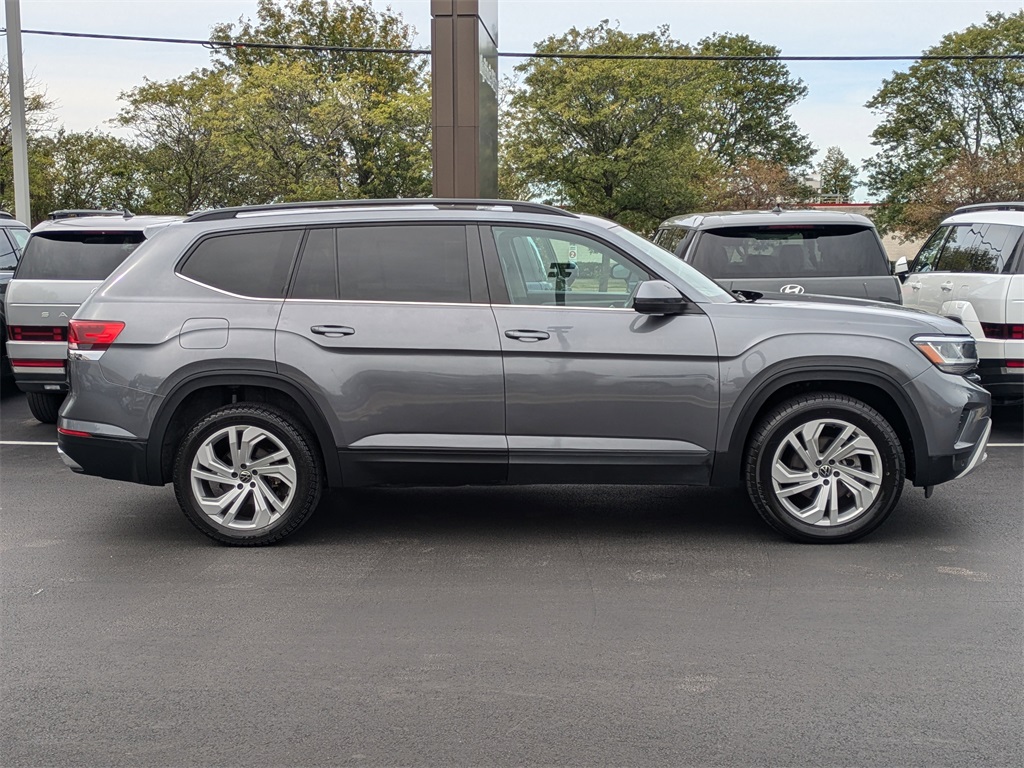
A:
[0,211,31,383]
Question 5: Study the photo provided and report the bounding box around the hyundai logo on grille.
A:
[780,284,805,294]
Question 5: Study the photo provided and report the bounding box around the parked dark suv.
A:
[58,200,990,546]
[653,209,902,303]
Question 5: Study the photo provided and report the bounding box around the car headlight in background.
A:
[912,335,979,375]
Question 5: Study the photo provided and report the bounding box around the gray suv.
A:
[57,199,991,546]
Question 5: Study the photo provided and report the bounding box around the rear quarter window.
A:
[179,229,302,299]
[935,223,1023,274]
[691,225,888,279]
[15,230,146,280]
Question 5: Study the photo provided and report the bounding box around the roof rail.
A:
[0,210,14,220]
[953,202,1024,215]
[184,198,577,223]
[48,209,124,220]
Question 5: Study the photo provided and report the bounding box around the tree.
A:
[211,0,431,199]
[693,34,814,171]
[709,157,812,210]
[117,70,245,213]
[0,62,54,215]
[865,11,1024,236]
[29,130,148,220]
[817,146,859,200]
[503,22,711,232]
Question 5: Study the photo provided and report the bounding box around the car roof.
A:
[0,211,28,228]
[658,209,876,229]
[30,214,184,234]
[941,205,1024,227]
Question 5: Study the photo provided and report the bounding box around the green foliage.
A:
[502,21,813,230]
[866,11,1024,236]
[504,22,713,232]
[693,33,814,170]
[817,146,859,199]
[0,63,54,219]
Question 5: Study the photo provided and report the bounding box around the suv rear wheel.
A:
[172,404,324,546]
[26,391,64,424]
[745,393,905,543]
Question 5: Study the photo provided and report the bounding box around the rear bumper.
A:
[57,431,155,485]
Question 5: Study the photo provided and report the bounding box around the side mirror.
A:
[633,280,687,316]
[893,256,909,282]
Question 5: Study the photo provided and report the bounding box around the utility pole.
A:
[5,0,31,224]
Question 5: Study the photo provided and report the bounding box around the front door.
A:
[275,223,506,485]
[483,224,720,485]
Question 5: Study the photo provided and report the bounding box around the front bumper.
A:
[913,400,992,487]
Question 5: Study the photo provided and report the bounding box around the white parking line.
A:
[0,441,58,446]
[989,443,1024,448]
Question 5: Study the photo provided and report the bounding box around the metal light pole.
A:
[5,0,31,224]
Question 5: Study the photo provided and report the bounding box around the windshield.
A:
[16,230,146,280]
[692,225,887,279]
[610,225,734,302]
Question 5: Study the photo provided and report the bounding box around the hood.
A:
[715,295,970,338]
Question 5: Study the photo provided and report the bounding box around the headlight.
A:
[912,335,978,375]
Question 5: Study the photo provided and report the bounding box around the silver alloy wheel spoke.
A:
[770,417,883,527]
[190,424,297,531]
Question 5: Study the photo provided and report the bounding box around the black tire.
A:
[26,391,64,424]
[172,404,324,546]
[744,393,905,543]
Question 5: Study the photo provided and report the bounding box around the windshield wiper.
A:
[732,289,763,303]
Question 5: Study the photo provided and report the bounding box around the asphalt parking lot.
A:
[1,388,1022,767]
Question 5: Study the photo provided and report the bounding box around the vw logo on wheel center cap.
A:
[239,470,252,483]
[820,465,833,476]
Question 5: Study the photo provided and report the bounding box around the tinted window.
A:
[493,226,649,308]
[653,226,692,255]
[0,232,18,270]
[337,225,469,303]
[8,228,29,251]
[15,231,146,280]
[291,228,338,300]
[911,226,949,273]
[936,223,1023,274]
[691,225,888,279]
[181,230,301,298]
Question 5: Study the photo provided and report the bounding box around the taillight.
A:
[1007,360,1024,369]
[10,359,64,368]
[8,326,67,342]
[980,323,1024,340]
[68,320,125,351]
[57,427,92,438]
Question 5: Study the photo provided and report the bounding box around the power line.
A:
[2,27,1023,61]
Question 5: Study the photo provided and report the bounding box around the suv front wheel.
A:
[172,404,324,546]
[745,393,905,543]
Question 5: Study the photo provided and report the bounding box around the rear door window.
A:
[180,229,302,298]
[691,225,888,279]
[934,223,1022,274]
[335,225,470,303]
[652,226,693,256]
[15,230,145,280]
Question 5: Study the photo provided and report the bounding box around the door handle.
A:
[505,329,550,342]
[940,281,954,291]
[311,325,355,337]
[907,282,921,291]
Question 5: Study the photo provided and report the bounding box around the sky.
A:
[4,0,1023,200]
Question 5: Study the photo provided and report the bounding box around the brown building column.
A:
[431,0,499,198]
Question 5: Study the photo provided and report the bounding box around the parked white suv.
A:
[903,203,1024,405]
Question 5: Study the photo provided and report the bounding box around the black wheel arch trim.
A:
[147,371,342,487]
[710,361,928,487]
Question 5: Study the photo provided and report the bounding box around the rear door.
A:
[484,224,719,485]
[275,223,506,486]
